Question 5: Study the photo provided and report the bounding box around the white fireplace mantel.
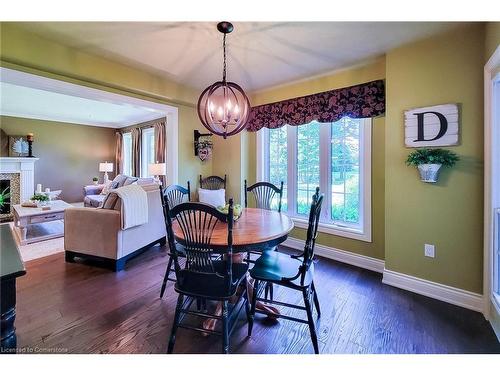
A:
[0,157,39,202]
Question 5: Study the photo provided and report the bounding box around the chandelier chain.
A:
[222,33,227,83]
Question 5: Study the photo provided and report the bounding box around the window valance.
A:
[246,79,385,132]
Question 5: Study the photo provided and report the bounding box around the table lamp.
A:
[148,162,166,185]
[99,161,114,183]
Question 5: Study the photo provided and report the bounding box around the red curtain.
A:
[246,80,385,132]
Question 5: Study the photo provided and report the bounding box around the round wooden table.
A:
[172,208,294,253]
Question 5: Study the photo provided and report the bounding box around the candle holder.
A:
[27,140,34,157]
[26,134,34,157]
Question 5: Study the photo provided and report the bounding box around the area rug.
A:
[8,222,65,262]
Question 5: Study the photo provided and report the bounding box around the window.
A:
[267,125,288,211]
[120,127,157,178]
[122,132,132,176]
[141,127,155,178]
[259,117,371,241]
[296,121,321,215]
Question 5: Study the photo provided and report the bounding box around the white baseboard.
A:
[282,237,483,313]
[382,269,484,313]
[281,237,385,273]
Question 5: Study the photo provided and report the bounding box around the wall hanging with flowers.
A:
[193,130,213,162]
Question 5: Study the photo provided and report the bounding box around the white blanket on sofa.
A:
[111,184,148,229]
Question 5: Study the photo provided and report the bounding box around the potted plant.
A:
[406,148,459,183]
[92,176,99,185]
[0,186,11,213]
[31,193,50,207]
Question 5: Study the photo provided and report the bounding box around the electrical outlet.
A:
[424,244,435,258]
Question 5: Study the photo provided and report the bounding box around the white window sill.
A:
[290,216,372,242]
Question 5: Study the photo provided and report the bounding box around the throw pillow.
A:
[111,174,128,187]
[136,177,155,185]
[123,176,138,186]
[111,174,138,187]
[198,188,225,208]
[100,181,113,195]
[101,192,120,210]
[46,190,62,200]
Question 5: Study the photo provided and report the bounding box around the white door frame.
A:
[483,44,500,319]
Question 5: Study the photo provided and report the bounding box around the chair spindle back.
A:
[199,174,227,190]
[163,182,191,211]
[164,199,234,288]
[244,180,284,212]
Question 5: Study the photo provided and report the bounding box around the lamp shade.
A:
[148,163,166,176]
[99,162,114,172]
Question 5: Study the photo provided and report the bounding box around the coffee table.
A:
[12,200,73,245]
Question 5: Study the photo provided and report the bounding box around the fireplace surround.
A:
[0,157,38,222]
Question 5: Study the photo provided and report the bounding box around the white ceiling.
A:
[17,22,463,92]
[0,67,173,128]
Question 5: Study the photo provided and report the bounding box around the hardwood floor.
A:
[14,245,500,354]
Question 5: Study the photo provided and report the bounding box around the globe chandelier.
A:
[197,22,250,139]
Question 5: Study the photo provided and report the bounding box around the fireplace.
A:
[0,173,20,222]
[0,157,36,222]
[0,179,11,215]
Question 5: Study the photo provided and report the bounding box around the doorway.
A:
[484,45,500,331]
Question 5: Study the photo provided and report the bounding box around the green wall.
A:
[385,24,485,293]
[178,103,212,194]
[211,132,249,204]
[0,23,212,193]
[248,58,387,260]
[0,116,116,202]
[485,22,500,62]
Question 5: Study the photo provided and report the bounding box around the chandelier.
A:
[197,22,250,139]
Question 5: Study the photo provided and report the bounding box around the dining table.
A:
[171,207,295,253]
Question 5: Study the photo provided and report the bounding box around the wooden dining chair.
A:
[163,182,191,209]
[244,180,284,212]
[164,199,250,354]
[248,187,324,354]
[160,182,191,298]
[244,180,284,300]
[199,174,226,190]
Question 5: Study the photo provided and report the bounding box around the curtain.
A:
[131,127,141,177]
[115,131,123,176]
[154,120,167,185]
[246,80,385,132]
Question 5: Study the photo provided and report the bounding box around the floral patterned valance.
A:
[246,80,385,132]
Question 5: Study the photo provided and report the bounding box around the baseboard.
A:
[281,237,385,273]
[382,269,484,313]
[282,237,483,313]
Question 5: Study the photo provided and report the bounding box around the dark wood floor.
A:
[14,245,500,354]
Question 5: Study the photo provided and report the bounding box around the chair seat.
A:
[249,250,314,286]
[174,261,249,299]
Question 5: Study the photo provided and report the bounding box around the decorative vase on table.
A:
[417,163,442,183]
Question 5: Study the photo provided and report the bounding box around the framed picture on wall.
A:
[8,135,29,157]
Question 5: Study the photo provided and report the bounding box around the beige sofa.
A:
[64,183,166,271]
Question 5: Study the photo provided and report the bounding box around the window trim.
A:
[140,127,155,178]
[121,132,133,177]
[256,118,372,242]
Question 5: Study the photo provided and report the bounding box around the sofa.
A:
[83,176,155,207]
[65,183,166,271]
